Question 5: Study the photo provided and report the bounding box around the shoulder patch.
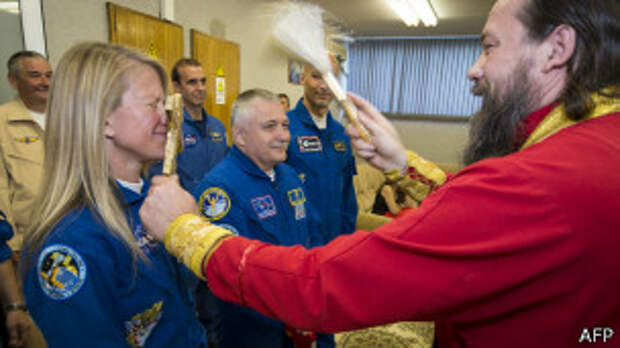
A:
[199,187,231,221]
[125,301,163,348]
[216,223,239,236]
[250,195,277,219]
[37,244,87,300]
[297,136,322,153]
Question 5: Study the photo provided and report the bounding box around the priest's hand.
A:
[347,93,408,172]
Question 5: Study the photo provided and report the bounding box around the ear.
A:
[8,73,17,89]
[542,24,576,72]
[104,119,115,139]
[300,70,308,85]
[232,125,245,147]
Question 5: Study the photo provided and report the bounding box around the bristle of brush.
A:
[272,1,331,74]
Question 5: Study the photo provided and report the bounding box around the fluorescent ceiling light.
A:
[0,2,19,14]
[385,0,437,27]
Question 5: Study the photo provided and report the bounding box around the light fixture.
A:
[0,2,19,15]
[385,0,437,27]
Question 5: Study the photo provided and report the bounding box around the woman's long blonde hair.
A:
[24,42,167,265]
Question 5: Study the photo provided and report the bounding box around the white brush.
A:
[272,1,370,142]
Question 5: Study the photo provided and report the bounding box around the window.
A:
[348,37,481,118]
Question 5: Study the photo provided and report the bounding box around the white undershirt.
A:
[266,169,276,182]
[30,110,45,130]
[117,178,145,194]
[310,112,327,129]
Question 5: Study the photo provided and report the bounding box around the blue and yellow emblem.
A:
[199,187,231,221]
[298,173,306,183]
[287,188,306,220]
[209,131,225,143]
[37,244,87,300]
[124,301,163,348]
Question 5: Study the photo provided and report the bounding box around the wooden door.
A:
[191,29,240,145]
[107,2,183,81]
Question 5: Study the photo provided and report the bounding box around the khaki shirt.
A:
[0,98,45,250]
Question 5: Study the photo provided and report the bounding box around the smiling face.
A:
[463,0,552,165]
[234,98,290,173]
[9,57,52,107]
[467,0,549,104]
[301,66,333,115]
[174,65,207,109]
[105,64,167,169]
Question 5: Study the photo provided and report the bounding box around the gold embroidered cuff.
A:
[405,151,447,185]
[383,151,447,202]
[164,214,233,280]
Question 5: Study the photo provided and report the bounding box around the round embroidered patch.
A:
[37,244,87,300]
[199,187,231,221]
[217,223,239,236]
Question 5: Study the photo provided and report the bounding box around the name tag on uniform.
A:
[209,131,225,143]
[297,136,322,153]
[251,195,277,219]
[333,141,346,152]
[184,133,197,146]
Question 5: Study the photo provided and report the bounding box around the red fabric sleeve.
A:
[206,157,579,333]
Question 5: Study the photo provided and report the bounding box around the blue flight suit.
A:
[0,211,12,346]
[286,98,358,244]
[22,182,206,348]
[150,108,228,192]
[192,146,328,348]
[0,211,12,262]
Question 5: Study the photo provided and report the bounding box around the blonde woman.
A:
[21,43,206,348]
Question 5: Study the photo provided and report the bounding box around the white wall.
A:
[392,118,469,167]
[41,0,303,103]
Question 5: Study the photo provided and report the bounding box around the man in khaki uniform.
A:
[0,50,51,348]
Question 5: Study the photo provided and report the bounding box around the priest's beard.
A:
[463,62,540,166]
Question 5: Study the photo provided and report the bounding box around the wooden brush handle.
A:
[323,72,371,142]
[163,94,184,176]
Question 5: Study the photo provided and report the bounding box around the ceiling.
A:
[306,0,495,38]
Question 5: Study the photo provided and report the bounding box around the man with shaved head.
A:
[192,89,328,348]
[285,58,357,247]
